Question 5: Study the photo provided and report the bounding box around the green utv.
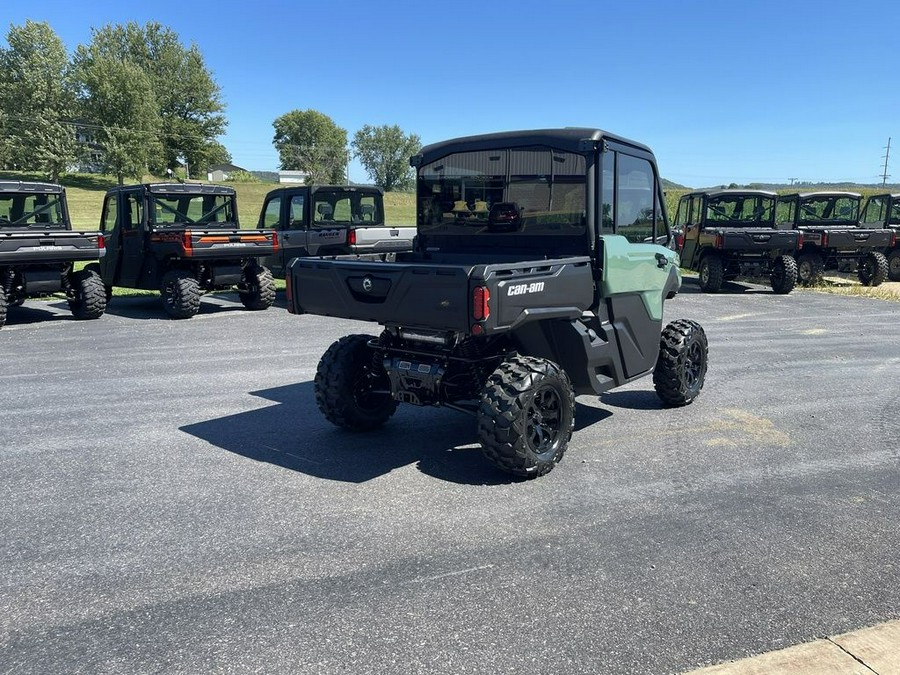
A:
[287,129,708,478]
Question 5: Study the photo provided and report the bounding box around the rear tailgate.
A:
[350,225,416,253]
[155,228,275,259]
[805,228,894,250]
[0,231,102,264]
[289,258,472,331]
[706,227,800,252]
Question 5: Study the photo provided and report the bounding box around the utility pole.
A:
[881,137,891,187]
[789,177,798,186]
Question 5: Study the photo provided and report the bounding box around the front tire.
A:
[698,255,724,292]
[240,265,276,310]
[888,250,900,282]
[770,254,798,294]
[315,334,397,431]
[478,356,575,478]
[858,251,888,287]
[160,269,201,319]
[796,252,825,286]
[653,319,708,407]
[0,286,7,329]
[68,269,107,320]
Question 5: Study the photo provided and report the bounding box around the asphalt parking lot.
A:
[1,281,898,674]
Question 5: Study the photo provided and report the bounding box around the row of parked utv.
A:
[0,180,416,328]
[673,189,900,294]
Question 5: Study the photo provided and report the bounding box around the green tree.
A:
[201,140,232,173]
[0,20,80,180]
[273,110,347,184]
[74,22,226,178]
[351,125,421,192]
[72,46,161,184]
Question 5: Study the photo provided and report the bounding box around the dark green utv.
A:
[858,193,900,281]
[90,183,277,319]
[286,128,708,478]
[674,189,801,294]
[0,181,106,328]
[775,191,891,286]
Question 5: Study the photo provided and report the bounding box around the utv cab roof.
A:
[0,181,64,194]
[683,189,778,199]
[779,191,862,200]
[411,128,653,167]
[106,183,236,196]
[264,184,384,196]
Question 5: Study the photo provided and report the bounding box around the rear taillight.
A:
[272,230,279,250]
[97,234,105,251]
[821,233,828,248]
[472,286,490,321]
[182,230,193,254]
[714,233,724,249]
[891,231,897,247]
[285,270,294,313]
[797,232,803,248]
[348,229,357,245]
[675,233,684,250]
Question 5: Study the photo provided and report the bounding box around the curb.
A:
[684,619,900,674]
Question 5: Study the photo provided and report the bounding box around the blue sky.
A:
[2,0,898,187]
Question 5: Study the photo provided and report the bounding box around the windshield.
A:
[149,193,236,227]
[0,193,67,228]
[416,147,586,237]
[707,195,775,226]
[798,196,859,224]
[312,190,383,227]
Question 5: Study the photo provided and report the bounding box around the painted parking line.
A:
[684,619,900,674]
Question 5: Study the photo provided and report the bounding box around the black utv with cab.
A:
[256,184,415,277]
[675,189,800,294]
[287,129,709,478]
[90,183,277,319]
[775,192,891,286]
[0,181,106,328]
[858,193,900,281]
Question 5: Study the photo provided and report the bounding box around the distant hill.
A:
[662,178,689,190]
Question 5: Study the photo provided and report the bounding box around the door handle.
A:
[655,253,669,268]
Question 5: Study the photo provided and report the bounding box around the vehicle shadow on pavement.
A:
[598,390,666,411]
[179,381,518,485]
[103,295,254,320]
[679,276,774,295]
[2,301,74,327]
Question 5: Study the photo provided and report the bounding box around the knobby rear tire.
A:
[241,266,276,310]
[161,269,201,319]
[68,269,107,320]
[477,355,575,478]
[315,334,398,431]
[770,254,798,295]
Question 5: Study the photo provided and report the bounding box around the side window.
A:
[861,196,886,225]
[615,154,656,243]
[262,197,281,229]
[775,198,795,225]
[600,151,614,233]
[289,195,306,229]
[101,195,117,232]
[673,197,687,227]
[124,193,142,230]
